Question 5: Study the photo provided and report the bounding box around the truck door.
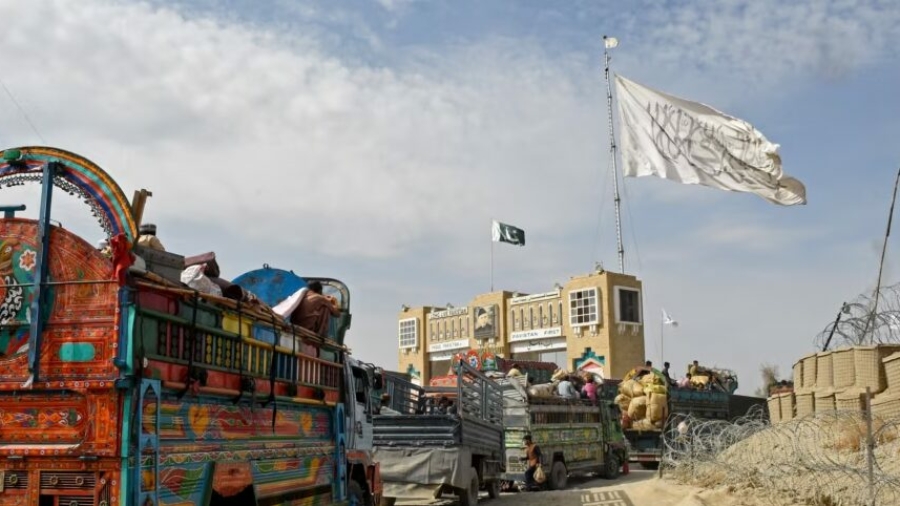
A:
[350,365,374,449]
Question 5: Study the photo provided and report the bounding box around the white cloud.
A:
[0,0,606,262]
[614,0,900,89]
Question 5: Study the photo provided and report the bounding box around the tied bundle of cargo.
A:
[616,367,669,430]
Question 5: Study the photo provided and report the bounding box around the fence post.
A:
[865,387,875,506]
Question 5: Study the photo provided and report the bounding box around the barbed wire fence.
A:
[659,401,900,506]
[816,282,900,350]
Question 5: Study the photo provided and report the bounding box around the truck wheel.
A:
[458,467,479,506]
[349,481,371,506]
[486,480,501,499]
[601,452,620,480]
[548,461,567,490]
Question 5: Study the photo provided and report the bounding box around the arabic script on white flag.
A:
[615,75,807,206]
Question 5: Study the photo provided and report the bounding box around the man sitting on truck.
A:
[523,434,543,491]
[291,281,341,337]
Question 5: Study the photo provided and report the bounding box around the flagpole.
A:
[660,313,664,366]
[490,219,495,292]
[603,35,625,274]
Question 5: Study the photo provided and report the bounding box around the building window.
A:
[451,319,457,337]
[529,308,534,328]
[538,305,544,328]
[399,318,418,349]
[559,302,563,325]
[461,317,466,337]
[442,321,447,339]
[511,313,516,331]
[519,309,524,330]
[616,287,642,324]
[430,322,436,341]
[549,303,555,324]
[569,288,600,327]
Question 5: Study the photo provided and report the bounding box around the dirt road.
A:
[395,469,801,506]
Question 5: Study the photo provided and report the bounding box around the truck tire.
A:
[548,461,567,490]
[349,481,371,506]
[601,452,620,480]
[458,467,479,506]
[486,480,501,499]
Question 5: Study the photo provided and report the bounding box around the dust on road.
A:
[394,469,805,506]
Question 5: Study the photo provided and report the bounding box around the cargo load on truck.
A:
[600,364,766,468]
[497,374,627,491]
[372,360,504,506]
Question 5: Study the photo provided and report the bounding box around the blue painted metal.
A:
[114,287,133,370]
[334,402,348,503]
[27,162,57,382]
[134,378,161,506]
[0,204,25,218]
[232,266,308,308]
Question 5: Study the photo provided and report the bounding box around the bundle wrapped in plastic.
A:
[648,392,668,422]
[644,384,667,396]
[618,379,644,398]
[639,373,663,386]
[631,418,656,431]
[551,369,569,382]
[627,395,648,419]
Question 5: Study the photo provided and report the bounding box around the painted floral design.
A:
[18,249,36,272]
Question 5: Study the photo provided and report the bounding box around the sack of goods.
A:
[627,395,647,419]
[616,367,670,431]
[551,369,569,382]
[691,375,710,388]
[647,392,668,423]
[618,379,644,398]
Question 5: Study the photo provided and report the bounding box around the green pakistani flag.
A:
[492,220,525,246]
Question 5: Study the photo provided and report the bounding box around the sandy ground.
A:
[395,470,804,506]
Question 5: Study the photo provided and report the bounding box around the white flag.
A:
[604,36,619,49]
[662,308,678,326]
[615,74,807,206]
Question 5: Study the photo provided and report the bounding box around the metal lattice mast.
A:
[603,35,625,274]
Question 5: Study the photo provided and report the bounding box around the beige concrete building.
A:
[396,268,646,385]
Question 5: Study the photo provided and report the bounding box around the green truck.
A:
[497,375,628,490]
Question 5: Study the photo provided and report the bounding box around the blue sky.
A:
[1,0,899,394]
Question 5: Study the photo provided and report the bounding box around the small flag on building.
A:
[492,220,525,246]
[614,74,807,206]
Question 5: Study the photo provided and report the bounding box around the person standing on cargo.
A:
[523,434,543,491]
[291,281,341,337]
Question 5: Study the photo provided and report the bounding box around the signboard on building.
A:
[509,289,561,305]
[473,305,498,339]
[428,307,469,319]
[427,339,470,353]
[510,337,567,354]
[509,326,563,342]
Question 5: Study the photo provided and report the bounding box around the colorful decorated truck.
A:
[497,375,627,490]
[0,146,377,506]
